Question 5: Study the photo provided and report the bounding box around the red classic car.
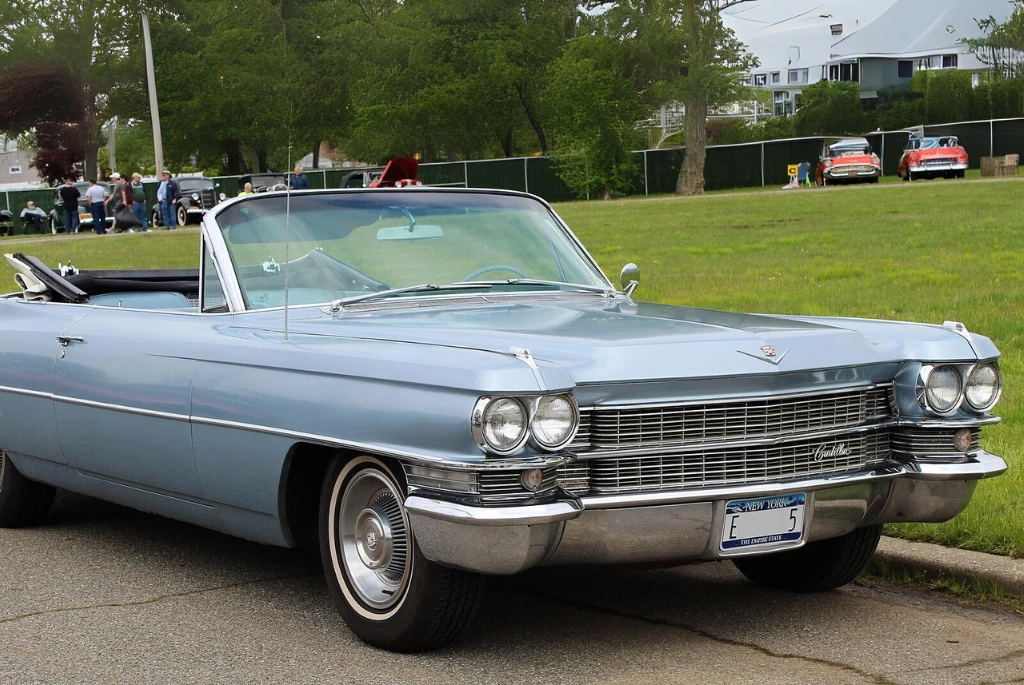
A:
[898,136,968,181]
[816,138,882,186]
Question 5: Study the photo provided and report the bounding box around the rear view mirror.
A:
[376,225,444,241]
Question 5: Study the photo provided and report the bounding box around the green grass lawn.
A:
[2,178,1022,556]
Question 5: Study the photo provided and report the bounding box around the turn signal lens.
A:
[965,363,1001,411]
[521,468,545,492]
[924,365,963,414]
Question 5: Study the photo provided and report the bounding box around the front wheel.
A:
[733,525,882,592]
[0,450,56,527]
[176,204,188,227]
[319,455,484,652]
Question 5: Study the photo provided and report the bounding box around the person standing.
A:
[130,173,151,231]
[84,179,108,234]
[157,170,180,230]
[106,172,134,233]
[290,165,310,190]
[58,179,81,233]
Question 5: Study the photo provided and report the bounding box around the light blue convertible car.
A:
[0,188,1007,651]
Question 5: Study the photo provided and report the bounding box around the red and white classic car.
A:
[816,138,882,186]
[898,136,968,181]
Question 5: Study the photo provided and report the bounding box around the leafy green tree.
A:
[792,81,868,136]
[967,3,1024,80]
[0,0,172,178]
[543,39,646,199]
[713,116,795,144]
[581,1,757,196]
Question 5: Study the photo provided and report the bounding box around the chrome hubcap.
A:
[337,469,411,611]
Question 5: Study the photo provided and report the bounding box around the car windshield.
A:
[214,191,610,310]
[829,145,870,158]
[914,138,957,150]
[179,179,214,192]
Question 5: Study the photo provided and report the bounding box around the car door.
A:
[0,301,90,465]
[53,307,203,498]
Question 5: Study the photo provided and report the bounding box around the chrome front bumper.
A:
[909,163,968,173]
[405,452,1006,575]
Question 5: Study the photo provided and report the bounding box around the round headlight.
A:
[479,398,527,454]
[924,365,963,414]
[219,192,227,201]
[965,363,1000,411]
[530,394,578,449]
[192,192,200,201]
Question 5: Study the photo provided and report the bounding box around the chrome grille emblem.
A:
[814,443,852,461]
[761,345,777,358]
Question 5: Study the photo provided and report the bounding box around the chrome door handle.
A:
[56,336,84,347]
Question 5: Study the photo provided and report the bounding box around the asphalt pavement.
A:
[2,491,1023,685]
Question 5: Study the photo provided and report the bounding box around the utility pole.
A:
[142,13,164,175]
[108,116,117,172]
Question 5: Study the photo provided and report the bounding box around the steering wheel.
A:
[460,265,527,281]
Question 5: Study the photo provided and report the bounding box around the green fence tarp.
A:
[924,121,992,169]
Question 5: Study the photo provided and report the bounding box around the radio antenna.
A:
[284,141,292,342]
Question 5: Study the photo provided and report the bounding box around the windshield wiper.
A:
[473,278,617,295]
[329,282,494,311]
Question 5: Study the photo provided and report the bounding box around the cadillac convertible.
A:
[0,188,1006,652]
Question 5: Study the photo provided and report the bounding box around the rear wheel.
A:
[151,207,162,228]
[0,450,56,527]
[176,204,187,227]
[733,525,882,592]
[319,455,484,652]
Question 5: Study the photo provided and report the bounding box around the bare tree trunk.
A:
[256,147,268,173]
[676,91,708,195]
[312,140,321,169]
[224,140,247,175]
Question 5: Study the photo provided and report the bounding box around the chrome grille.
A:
[557,431,890,495]
[833,165,876,174]
[200,188,217,208]
[577,386,892,452]
[923,158,957,167]
[479,468,557,498]
[892,428,979,458]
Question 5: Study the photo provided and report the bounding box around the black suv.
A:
[153,177,226,227]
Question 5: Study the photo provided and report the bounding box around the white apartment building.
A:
[723,0,1014,116]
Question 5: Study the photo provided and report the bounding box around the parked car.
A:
[0,188,1006,652]
[152,177,227,228]
[340,157,422,189]
[239,172,287,193]
[898,135,969,181]
[816,138,882,186]
[0,209,13,236]
[49,181,116,233]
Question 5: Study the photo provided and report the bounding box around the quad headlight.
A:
[473,394,579,456]
[965,363,1001,411]
[917,362,1001,415]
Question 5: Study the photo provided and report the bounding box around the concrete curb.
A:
[874,537,1024,599]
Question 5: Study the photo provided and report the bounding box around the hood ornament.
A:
[738,344,791,366]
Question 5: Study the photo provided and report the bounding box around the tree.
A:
[0,0,173,179]
[543,39,646,199]
[581,1,756,196]
[792,81,869,136]
[967,3,1024,80]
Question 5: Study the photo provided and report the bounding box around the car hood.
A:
[911,147,966,159]
[261,298,985,385]
[825,154,877,166]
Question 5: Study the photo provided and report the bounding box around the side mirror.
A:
[620,263,640,297]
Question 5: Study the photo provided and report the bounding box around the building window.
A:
[831,24,843,36]
[771,72,781,84]
[943,54,958,69]
[8,165,21,175]
[788,69,808,84]
[753,73,767,87]
[829,62,859,82]
[898,60,913,78]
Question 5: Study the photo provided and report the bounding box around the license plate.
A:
[79,213,90,221]
[721,493,805,552]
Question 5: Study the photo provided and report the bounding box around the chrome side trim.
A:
[52,395,191,422]
[405,495,582,526]
[0,384,52,400]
